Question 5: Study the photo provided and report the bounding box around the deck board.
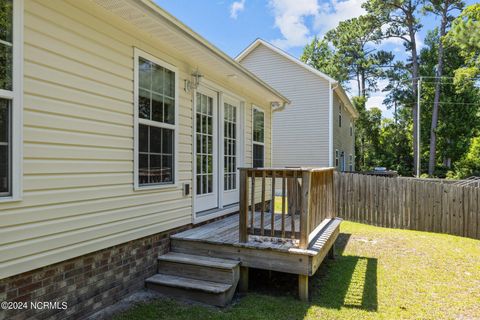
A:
[172,213,341,256]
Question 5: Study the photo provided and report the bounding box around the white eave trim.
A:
[236,39,338,84]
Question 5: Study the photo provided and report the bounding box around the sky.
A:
[154,0,476,118]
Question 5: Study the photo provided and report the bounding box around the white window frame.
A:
[335,149,339,168]
[349,154,353,172]
[252,106,265,168]
[133,48,179,190]
[0,0,23,202]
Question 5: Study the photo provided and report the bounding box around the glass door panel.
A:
[222,97,240,206]
[195,88,218,212]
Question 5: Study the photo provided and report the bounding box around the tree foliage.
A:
[445,3,480,86]
[362,0,423,175]
[301,37,349,86]
[301,1,480,178]
[449,137,480,178]
[419,30,480,176]
[301,15,393,97]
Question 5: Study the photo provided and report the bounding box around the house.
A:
[0,0,295,317]
[236,39,359,172]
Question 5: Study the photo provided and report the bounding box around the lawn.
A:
[113,221,480,320]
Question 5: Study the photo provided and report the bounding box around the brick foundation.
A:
[0,225,189,320]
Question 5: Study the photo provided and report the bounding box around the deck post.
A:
[300,171,311,249]
[239,169,249,243]
[328,243,336,260]
[239,266,249,293]
[298,274,309,302]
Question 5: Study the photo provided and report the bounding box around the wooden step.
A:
[159,252,239,269]
[145,274,235,307]
[158,252,240,284]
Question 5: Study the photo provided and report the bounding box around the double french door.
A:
[194,87,240,214]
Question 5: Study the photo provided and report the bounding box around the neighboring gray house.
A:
[236,39,359,172]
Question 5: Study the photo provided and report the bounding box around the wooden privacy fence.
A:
[335,172,480,239]
[239,168,335,249]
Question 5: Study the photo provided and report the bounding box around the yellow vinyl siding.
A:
[0,0,272,279]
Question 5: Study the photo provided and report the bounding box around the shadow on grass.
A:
[113,233,378,320]
[249,232,378,313]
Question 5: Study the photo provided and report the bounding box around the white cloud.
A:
[230,0,246,19]
[314,0,366,34]
[365,79,393,118]
[415,33,424,50]
[268,0,367,50]
[347,79,393,118]
[269,0,319,49]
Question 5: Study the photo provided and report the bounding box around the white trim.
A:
[0,39,12,47]
[328,82,334,167]
[236,39,337,83]
[133,48,179,191]
[193,205,239,224]
[0,89,14,100]
[270,104,274,167]
[218,91,224,210]
[1,0,23,202]
[191,87,197,223]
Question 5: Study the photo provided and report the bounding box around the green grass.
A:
[113,222,480,320]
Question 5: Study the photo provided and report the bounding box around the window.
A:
[350,121,353,136]
[135,50,177,188]
[224,102,237,191]
[338,104,342,127]
[335,149,339,168]
[349,154,353,172]
[0,0,21,200]
[252,107,264,168]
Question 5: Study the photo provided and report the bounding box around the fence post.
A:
[239,169,249,243]
[300,171,311,249]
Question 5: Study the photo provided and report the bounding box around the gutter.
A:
[271,101,288,112]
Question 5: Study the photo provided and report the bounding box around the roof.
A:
[92,0,290,105]
[236,39,358,118]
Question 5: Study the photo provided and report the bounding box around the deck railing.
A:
[239,167,336,249]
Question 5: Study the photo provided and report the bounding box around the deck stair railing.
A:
[238,167,335,249]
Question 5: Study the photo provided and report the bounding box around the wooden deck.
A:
[145,167,339,304]
[171,213,341,276]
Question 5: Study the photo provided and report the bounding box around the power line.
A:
[420,81,474,85]
[412,76,480,80]
[420,101,480,106]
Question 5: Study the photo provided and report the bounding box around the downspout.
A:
[329,81,337,167]
[271,101,288,167]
